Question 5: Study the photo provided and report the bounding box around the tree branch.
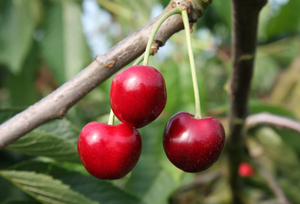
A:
[246,112,300,134]
[227,0,267,203]
[0,0,212,149]
[257,161,291,204]
[249,145,292,204]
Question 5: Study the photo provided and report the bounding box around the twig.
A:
[249,146,292,204]
[257,161,291,204]
[227,0,267,203]
[0,0,212,149]
[246,112,300,134]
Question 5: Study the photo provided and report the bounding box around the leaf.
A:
[1,107,80,162]
[211,0,231,30]
[252,56,279,93]
[0,170,98,204]
[125,156,186,204]
[41,1,91,85]
[267,0,300,39]
[249,100,296,119]
[8,160,142,204]
[125,156,161,198]
[254,127,300,180]
[141,171,179,204]
[0,0,41,73]
[6,130,80,163]
[1,199,40,204]
[0,107,23,124]
[36,119,80,144]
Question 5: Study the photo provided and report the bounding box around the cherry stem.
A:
[181,9,202,119]
[108,109,115,125]
[143,7,182,66]
[133,53,145,66]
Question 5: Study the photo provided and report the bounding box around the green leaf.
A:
[267,0,300,39]
[254,127,300,180]
[1,199,40,204]
[37,119,80,144]
[0,0,40,73]
[41,1,91,85]
[249,100,296,119]
[6,130,80,163]
[0,107,23,124]
[211,0,231,30]
[125,156,185,204]
[1,107,80,162]
[252,56,279,93]
[8,42,40,107]
[125,156,161,198]
[275,128,300,155]
[141,171,179,204]
[8,160,142,204]
[0,170,98,204]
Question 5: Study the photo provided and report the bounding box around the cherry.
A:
[77,122,142,180]
[238,162,254,177]
[163,112,225,172]
[110,65,167,128]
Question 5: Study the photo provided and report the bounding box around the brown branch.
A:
[0,0,212,149]
[246,112,300,133]
[227,0,267,203]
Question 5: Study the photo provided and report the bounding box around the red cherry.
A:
[77,122,142,180]
[163,112,226,172]
[110,65,167,128]
[238,162,254,177]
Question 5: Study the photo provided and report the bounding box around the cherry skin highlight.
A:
[78,122,142,180]
[163,112,226,172]
[110,65,167,128]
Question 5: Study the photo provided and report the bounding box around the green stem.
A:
[181,9,202,119]
[108,109,115,125]
[132,53,145,66]
[143,7,182,66]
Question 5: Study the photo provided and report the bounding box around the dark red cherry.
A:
[163,112,225,172]
[78,122,142,180]
[238,162,254,177]
[110,65,167,128]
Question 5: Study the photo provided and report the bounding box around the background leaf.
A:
[266,0,300,39]
[0,170,98,204]
[1,199,40,204]
[0,0,40,73]
[6,130,80,163]
[41,1,91,84]
[7,160,142,204]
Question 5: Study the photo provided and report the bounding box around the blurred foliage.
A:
[0,0,300,203]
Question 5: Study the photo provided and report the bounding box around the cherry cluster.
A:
[77,6,226,180]
[77,64,225,180]
[77,65,167,180]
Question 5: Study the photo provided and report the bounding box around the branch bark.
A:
[246,112,300,134]
[0,0,212,149]
[228,0,267,203]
